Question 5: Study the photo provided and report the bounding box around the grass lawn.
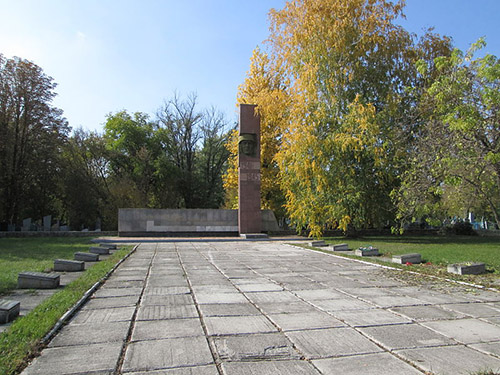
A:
[321,235,500,287]
[0,237,98,295]
[0,238,132,375]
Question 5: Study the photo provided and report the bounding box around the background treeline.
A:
[2,0,499,235]
[0,53,231,230]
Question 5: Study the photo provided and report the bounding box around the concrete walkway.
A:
[22,241,500,375]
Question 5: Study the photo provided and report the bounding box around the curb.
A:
[41,244,139,345]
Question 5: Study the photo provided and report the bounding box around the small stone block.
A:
[18,272,60,289]
[330,243,349,251]
[74,252,99,262]
[309,240,327,247]
[392,253,422,264]
[99,243,117,249]
[447,263,486,275]
[355,248,380,257]
[54,259,85,272]
[90,246,110,255]
[0,300,20,323]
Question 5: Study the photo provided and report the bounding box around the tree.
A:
[396,40,500,228]
[0,54,69,225]
[60,129,115,230]
[228,0,452,237]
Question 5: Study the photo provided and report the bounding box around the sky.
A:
[1,0,499,133]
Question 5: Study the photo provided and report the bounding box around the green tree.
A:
[60,129,114,230]
[0,54,69,226]
[396,40,500,228]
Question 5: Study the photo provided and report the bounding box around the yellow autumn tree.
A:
[223,48,291,219]
[226,0,452,237]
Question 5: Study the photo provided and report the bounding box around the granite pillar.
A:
[238,104,261,234]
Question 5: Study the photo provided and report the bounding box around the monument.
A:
[238,104,261,234]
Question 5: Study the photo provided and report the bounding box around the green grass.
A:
[318,235,500,288]
[0,238,99,295]
[0,246,132,375]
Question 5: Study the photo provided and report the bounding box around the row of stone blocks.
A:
[1,243,118,324]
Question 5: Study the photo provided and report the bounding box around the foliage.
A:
[224,48,290,217]
[396,40,500,229]
[229,0,452,237]
[0,54,70,226]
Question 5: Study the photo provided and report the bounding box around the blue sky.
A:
[1,0,499,132]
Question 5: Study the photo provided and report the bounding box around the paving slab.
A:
[136,304,199,320]
[85,295,139,309]
[132,318,204,341]
[313,352,423,375]
[204,315,278,336]
[221,360,321,375]
[422,318,500,344]
[237,283,284,292]
[390,305,468,322]
[141,294,194,306]
[198,303,262,317]
[469,341,500,357]
[268,311,346,331]
[124,365,219,375]
[122,337,214,372]
[22,342,123,375]
[194,292,248,304]
[440,302,500,318]
[331,308,412,327]
[396,345,500,375]
[286,327,383,359]
[93,287,143,298]
[211,332,301,361]
[310,297,375,311]
[70,306,136,324]
[48,321,129,347]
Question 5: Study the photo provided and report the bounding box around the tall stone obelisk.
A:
[238,104,261,234]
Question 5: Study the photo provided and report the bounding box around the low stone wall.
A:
[0,231,117,238]
[118,208,279,236]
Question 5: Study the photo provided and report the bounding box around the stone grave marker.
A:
[355,246,380,257]
[43,215,52,231]
[90,246,110,255]
[0,300,20,324]
[18,272,60,289]
[74,252,99,262]
[447,262,486,275]
[22,218,32,232]
[330,243,349,251]
[392,253,422,264]
[54,259,85,272]
[309,240,327,247]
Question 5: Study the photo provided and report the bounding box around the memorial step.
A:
[89,246,110,255]
[18,272,60,289]
[74,252,99,262]
[0,299,20,324]
[54,259,85,272]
